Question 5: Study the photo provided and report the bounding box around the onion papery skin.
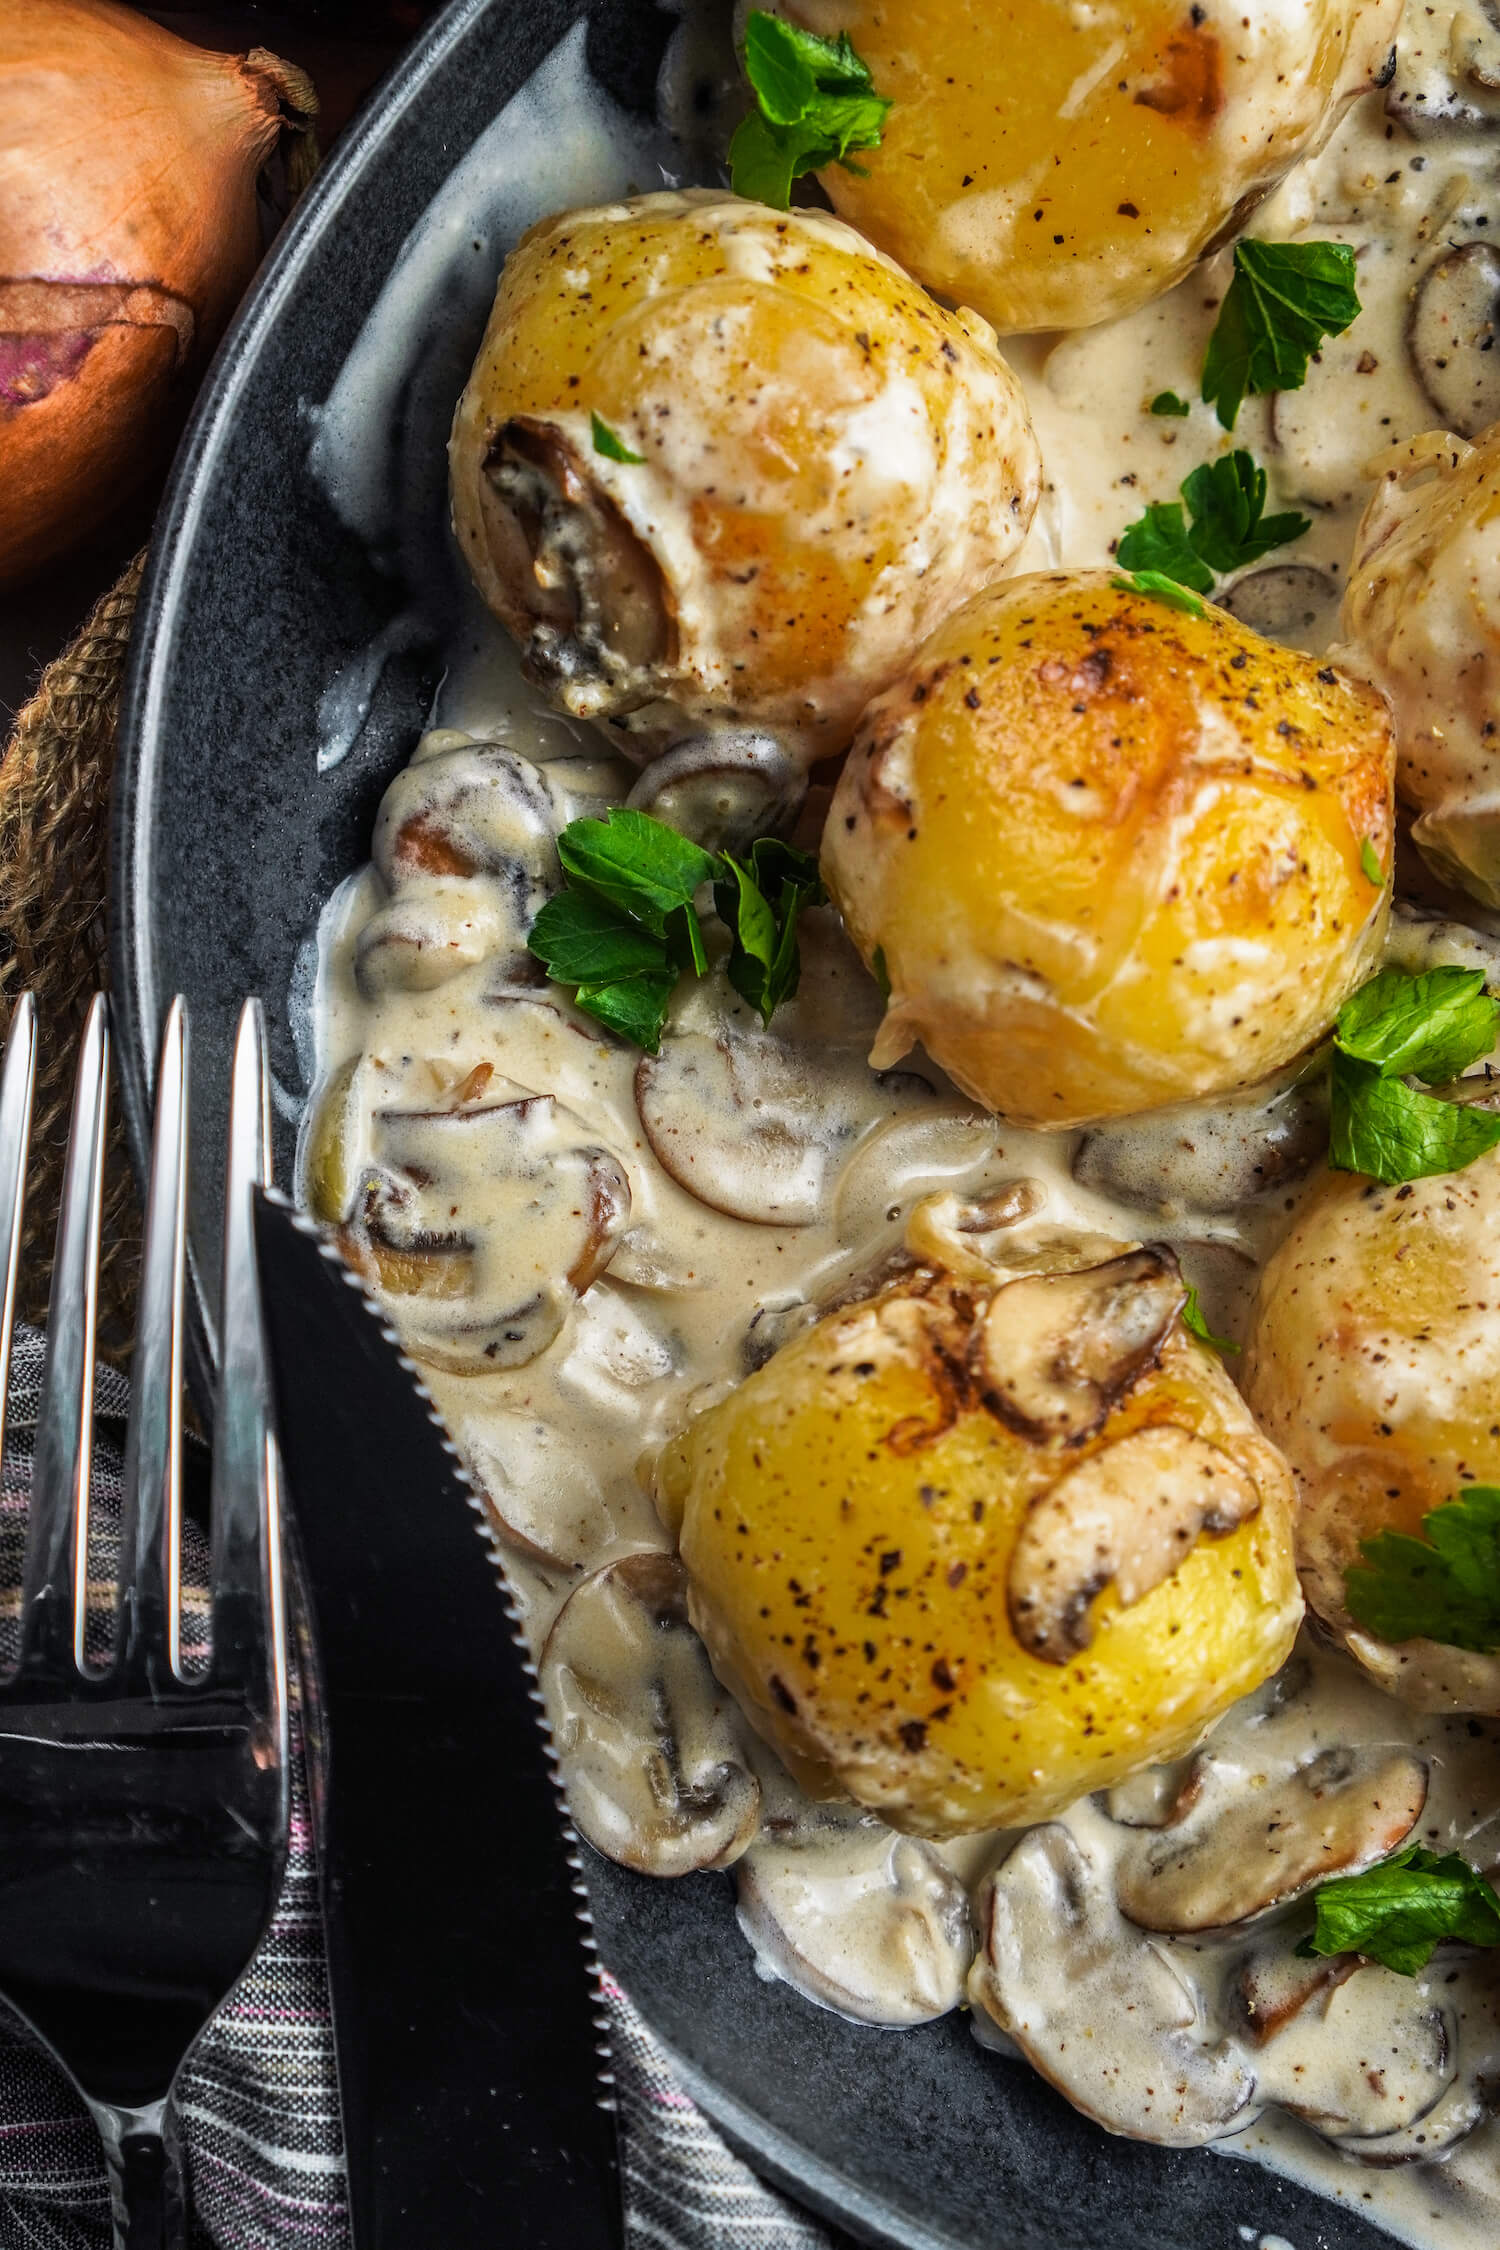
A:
[0,0,316,584]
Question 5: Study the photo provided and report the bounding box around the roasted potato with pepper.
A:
[657,1227,1302,1837]
[1244,1147,1500,1713]
[758,0,1401,332]
[1342,428,1500,909]
[450,190,1040,765]
[822,571,1395,1130]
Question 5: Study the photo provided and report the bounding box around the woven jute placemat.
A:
[0,554,147,1360]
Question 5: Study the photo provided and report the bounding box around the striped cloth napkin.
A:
[0,1327,837,2250]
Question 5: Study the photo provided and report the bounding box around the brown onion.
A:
[0,0,318,585]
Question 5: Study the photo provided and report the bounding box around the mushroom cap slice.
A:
[456,1409,616,1574]
[343,1096,630,1371]
[978,1247,1185,1444]
[635,1029,931,1227]
[1249,1957,1457,2143]
[540,1551,761,1877]
[1007,1424,1261,1663]
[354,882,517,999]
[1217,565,1340,652]
[1073,1072,1328,1218]
[625,731,807,854]
[969,1826,1258,2147]
[735,1794,973,2027]
[1113,1745,1428,1934]
[1409,243,1500,440]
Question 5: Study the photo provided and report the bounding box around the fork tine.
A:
[0,994,38,1485]
[22,994,108,1679]
[210,1002,286,1742]
[117,999,188,1683]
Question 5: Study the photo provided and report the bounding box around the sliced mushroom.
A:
[1100,1755,1206,1832]
[1409,243,1500,440]
[540,1551,761,1876]
[1234,1947,1360,2046]
[1007,1425,1260,1663]
[978,1247,1185,1444]
[1248,1957,1457,2143]
[1073,1071,1328,1217]
[342,1096,630,1371]
[456,1409,616,1573]
[969,1826,1258,2146]
[832,1109,1007,1251]
[373,740,563,895]
[626,731,807,853]
[354,881,518,998]
[479,416,675,726]
[1114,1746,1428,1933]
[735,1794,973,2027]
[1217,565,1339,652]
[1334,1956,1500,2166]
[635,1029,930,1227]
[1344,1628,1500,1718]
[902,1183,1051,1284]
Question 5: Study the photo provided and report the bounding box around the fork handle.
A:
[91,2098,187,2250]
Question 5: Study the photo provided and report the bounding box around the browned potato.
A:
[449,191,1040,764]
[822,571,1395,1129]
[1342,427,1500,909]
[761,0,1401,331]
[1244,1149,1500,1712]
[657,1238,1302,1838]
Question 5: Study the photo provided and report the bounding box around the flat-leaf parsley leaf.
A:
[1201,238,1362,432]
[1346,1487,1500,1654]
[590,412,645,464]
[1328,967,1500,1184]
[1115,449,1309,596]
[1299,1844,1500,1977]
[730,12,891,210]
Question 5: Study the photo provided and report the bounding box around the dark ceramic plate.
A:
[111,6,1408,2246]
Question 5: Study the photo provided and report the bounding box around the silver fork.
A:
[0,991,289,2248]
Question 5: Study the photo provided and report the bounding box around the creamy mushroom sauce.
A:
[303,6,1500,2241]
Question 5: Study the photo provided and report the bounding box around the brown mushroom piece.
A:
[625,732,807,854]
[978,1248,1185,1444]
[734,1792,973,2027]
[635,1029,932,1228]
[455,1409,616,1573]
[353,882,516,999]
[969,1826,1258,2146]
[900,1183,1052,1285]
[831,1110,1009,1254]
[372,739,565,895]
[1331,1957,1500,2166]
[1007,1425,1262,1663]
[341,1095,630,1371]
[1217,565,1340,652]
[1237,1951,1458,2145]
[540,1551,761,1876]
[1113,1745,1428,1933]
[1073,1069,1329,1217]
[1409,243,1500,439]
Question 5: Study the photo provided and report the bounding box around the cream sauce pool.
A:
[301,9,1500,2243]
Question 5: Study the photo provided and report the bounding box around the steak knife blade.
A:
[251,1189,621,2250]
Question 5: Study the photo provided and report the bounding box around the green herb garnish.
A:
[1181,1287,1239,1356]
[1299,1844,1500,1978]
[1150,391,1192,418]
[590,412,645,464]
[1360,837,1386,886]
[871,943,892,1004]
[1346,1488,1500,1655]
[1328,967,1500,1185]
[1116,450,1310,596]
[1111,570,1206,618]
[729,11,891,210]
[1201,239,1362,433]
[528,808,823,1051]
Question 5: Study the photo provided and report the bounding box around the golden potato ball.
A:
[1243,1148,1500,1711]
[821,570,1395,1130]
[450,190,1040,764]
[1342,428,1500,910]
[760,0,1401,332]
[658,1247,1302,1838]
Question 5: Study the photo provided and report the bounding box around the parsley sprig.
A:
[1329,967,1500,1186]
[527,808,824,1053]
[1346,1487,1500,1654]
[1300,1844,1500,1978]
[1182,1287,1239,1356]
[1202,239,1362,432]
[1116,450,1310,597]
[729,11,891,210]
